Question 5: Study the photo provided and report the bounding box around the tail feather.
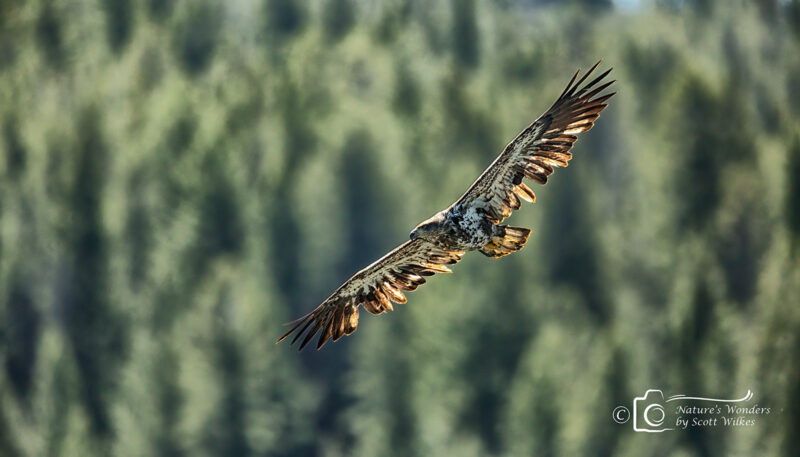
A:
[480,226,531,258]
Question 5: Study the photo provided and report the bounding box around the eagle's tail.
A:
[480,226,531,258]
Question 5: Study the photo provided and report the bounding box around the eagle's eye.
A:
[409,229,417,240]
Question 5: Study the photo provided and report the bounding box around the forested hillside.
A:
[1,1,799,456]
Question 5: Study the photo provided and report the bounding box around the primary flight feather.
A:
[278,61,615,350]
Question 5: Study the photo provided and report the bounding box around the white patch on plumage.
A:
[458,205,484,233]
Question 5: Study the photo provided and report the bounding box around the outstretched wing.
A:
[277,238,464,350]
[454,61,615,223]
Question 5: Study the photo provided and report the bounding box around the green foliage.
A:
[675,76,723,230]
[1,1,799,456]
[787,138,800,243]
[263,0,306,40]
[147,0,176,22]
[323,0,355,42]
[102,0,134,53]
[392,60,421,117]
[3,268,40,401]
[35,1,65,69]
[374,0,412,43]
[3,115,26,179]
[788,0,800,40]
[451,0,480,69]
[172,1,222,76]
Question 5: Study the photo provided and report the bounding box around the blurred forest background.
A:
[1,0,800,456]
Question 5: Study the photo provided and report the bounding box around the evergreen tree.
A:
[323,0,355,43]
[787,139,800,245]
[172,1,221,76]
[675,76,722,231]
[35,1,65,69]
[3,116,26,180]
[62,107,127,438]
[264,0,306,40]
[102,0,133,54]
[2,269,40,402]
[451,0,480,69]
[147,0,176,22]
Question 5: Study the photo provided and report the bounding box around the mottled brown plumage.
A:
[278,239,463,350]
[278,62,615,350]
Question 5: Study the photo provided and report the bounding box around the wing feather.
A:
[454,61,615,223]
[276,238,464,350]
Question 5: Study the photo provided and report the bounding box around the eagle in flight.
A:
[278,62,615,350]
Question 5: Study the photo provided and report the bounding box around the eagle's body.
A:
[278,62,615,350]
[412,207,494,249]
[447,205,497,249]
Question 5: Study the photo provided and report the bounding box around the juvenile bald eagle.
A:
[278,62,615,350]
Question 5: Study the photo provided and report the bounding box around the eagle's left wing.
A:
[277,238,464,350]
[454,62,615,223]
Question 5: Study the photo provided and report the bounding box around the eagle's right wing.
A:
[277,238,464,350]
[453,62,615,223]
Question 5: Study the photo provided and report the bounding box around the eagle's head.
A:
[410,211,447,241]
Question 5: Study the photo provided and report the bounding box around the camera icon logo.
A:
[633,389,673,432]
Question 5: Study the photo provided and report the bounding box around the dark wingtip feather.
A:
[583,80,616,101]
[558,69,581,100]
[568,60,603,97]
[276,314,312,344]
[577,68,613,97]
[557,61,611,104]
[290,317,317,345]
[298,324,319,350]
[316,316,334,350]
[595,92,616,104]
